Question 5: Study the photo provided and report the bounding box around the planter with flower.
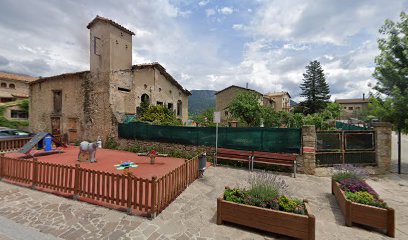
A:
[148,149,158,164]
[217,172,315,240]
[331,165,395,237]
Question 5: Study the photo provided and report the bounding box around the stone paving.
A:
[0,165,407,240]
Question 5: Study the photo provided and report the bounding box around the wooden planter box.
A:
[217,197,315,240]
[331,180,395,237]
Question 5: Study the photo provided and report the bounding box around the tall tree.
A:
[228,91,262,127]
[372,12,408,174]
[299,60,331,114]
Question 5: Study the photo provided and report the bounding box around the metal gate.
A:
[316,130,376,166]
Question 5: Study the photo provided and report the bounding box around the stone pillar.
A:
[372,122,392,173]
[301,125,316,175]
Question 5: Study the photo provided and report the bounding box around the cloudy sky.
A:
[0,0,407,101]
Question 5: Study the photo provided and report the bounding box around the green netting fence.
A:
[118,122,301,153]
[336,121,367,130]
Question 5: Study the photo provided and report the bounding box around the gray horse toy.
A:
[78,141,97,163]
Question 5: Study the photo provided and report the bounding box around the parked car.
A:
[0,128,34,139]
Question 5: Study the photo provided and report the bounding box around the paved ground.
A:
[1,163,407,240]
[6,146,185,178]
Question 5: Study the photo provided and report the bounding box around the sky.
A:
[0,0,407,101]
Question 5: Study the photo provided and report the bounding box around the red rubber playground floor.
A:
[6,145,187,179]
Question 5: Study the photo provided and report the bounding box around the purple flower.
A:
[339,179,378,197]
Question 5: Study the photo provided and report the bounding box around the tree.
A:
[299,60,331,114]
[192,107,215,127]
[372,12,408,174]
[138,104,181,126]
[228,91,262,127]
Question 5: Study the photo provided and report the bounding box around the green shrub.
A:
[224,188,247,204]
[104,137,119,150]
[345,191,387,208]
[247,172,287,201]
[278,196,306,214]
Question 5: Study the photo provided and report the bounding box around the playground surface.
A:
[5,146,187,179]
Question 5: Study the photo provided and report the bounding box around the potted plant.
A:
[217,172,315,240]
[331,165,395,237]
[148,149,158,164]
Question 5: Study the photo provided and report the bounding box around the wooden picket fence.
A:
[0,137,31,153]
[0,155,199,217]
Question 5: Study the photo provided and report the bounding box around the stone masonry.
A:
[372,122,393,173]
[300,125,316,175]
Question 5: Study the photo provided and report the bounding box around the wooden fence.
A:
[0,137,31,153]
[0,156,199,217]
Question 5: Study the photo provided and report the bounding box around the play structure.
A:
[114,161,138,176]
[78,141,98,162]
[18,132,67,157]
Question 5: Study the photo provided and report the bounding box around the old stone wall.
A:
[298,125,316,174]
[372,122,392,173]
[29,73,87,141]
[117,138,215,160]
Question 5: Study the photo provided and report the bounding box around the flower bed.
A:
[332,165,395,237]
[217,173,315,240]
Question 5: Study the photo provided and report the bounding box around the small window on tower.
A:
[94,37,101,55]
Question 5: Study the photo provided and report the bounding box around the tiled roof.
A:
[133,62,191,96]
[29,71,90,85]
[215,85,262,96]
[265,91,291,98]
[335,98,369,104]
[87,15,135,35]
[0,72,38,82]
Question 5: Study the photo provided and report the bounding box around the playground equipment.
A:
[19,132,67,157]
[114,161,138,176]
[78,141,97,162]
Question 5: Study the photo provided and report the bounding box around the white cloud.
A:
[218,7,234,15]
[205,8,216,17]
[198,0,209,7]
[232,24,243,30]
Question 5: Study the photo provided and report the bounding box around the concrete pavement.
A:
[0,165,407,239]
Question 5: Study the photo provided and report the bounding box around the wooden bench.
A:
[251,151,297,177]
[215,148,253,170]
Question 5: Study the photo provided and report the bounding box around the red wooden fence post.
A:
[73,163,80,200]
[32,158,38,188]
[0,153,4,180]
[150,176,158,219]
[126,174,133,215]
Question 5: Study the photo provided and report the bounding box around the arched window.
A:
[177,100,182,116]
[141,94,150,104]
[0,83,6,88]
[9,84,15,89]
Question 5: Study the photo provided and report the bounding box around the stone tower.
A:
[87,16,134,73]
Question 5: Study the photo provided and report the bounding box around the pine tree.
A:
[299,60,330,114]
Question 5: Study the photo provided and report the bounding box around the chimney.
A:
[246,82,248,89]
[363,93,365,100]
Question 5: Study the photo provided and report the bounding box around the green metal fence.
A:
[316,130,376,166]
[118,122,301,153]
[336,121,367,130]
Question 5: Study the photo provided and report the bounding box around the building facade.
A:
[0,72,36,120]
[29,16,190,143]
[335,98,369,120]
[215,86,291,123]
[264,92,291,112]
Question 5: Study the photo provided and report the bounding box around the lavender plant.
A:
[247,171,288,202]
[332,164,368,182]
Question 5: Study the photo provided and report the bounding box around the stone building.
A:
[0,72,36,120]
[264,92,291,112]
[215,85,291,123]
[215,85,263,123]
[29,16,190,143]
[335,97,369,120]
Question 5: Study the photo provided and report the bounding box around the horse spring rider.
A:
[78,141,97,163]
